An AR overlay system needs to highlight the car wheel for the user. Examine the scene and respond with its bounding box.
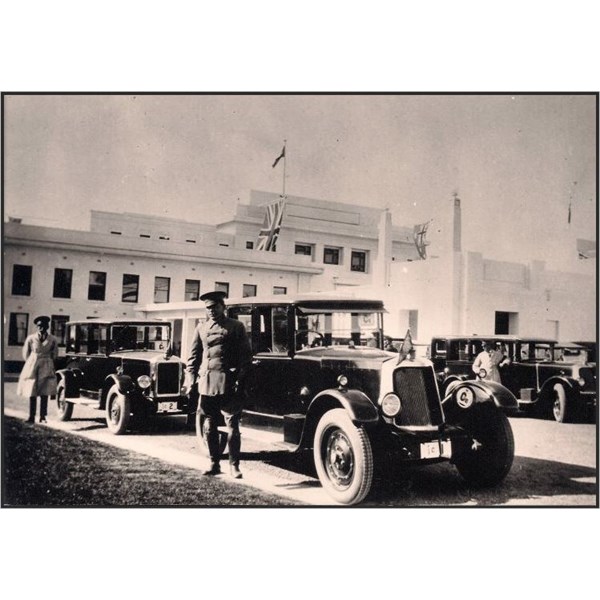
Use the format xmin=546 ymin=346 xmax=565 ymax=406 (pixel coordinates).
xmin=454 ymin=405 xmax=515 ymax=487
xmin=195 ymin=411 xmax=228 ymax=456
xmin=313 ymin=408 xmax=373 ymax=505
xmin=56 ymin=382 xmax=74 ymax=421
xmin=551 ymin=383 xmax=570 ymax=423
xmin=106 ymin=384 xmax=131 ymax=435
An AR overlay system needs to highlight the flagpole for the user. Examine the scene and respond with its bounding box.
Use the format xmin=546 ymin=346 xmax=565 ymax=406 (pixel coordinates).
xmin=282 ymin=139 xmax=287 ymax=198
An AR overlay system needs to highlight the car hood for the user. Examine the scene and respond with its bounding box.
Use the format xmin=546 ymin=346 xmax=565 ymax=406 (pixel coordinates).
xmin=295 ymin=346 xmax=398 ymax=367
xmin=110 ymin=351 xmax=184 ymax=364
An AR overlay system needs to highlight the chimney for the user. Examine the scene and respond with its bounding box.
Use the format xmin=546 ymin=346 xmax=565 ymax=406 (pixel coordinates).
xmin=374 ymin=208 xmax=392 ymax=288
xmin=453 ymin=193 xmax=462 ymax=252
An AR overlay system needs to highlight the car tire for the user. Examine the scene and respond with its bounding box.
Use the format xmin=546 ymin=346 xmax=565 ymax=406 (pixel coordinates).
xmin=106 ymin=384 xmax=131 ymax=435
xmin=551 ymin=383 xmax=570 ymax=423
xmin=313 ymin=408 xmax=374 ymax=505
xmin=56 ymin=382 xmax=74 ymax=421
xmin=195 ymin=411 xmax=228 ymax=456
xmin=454 ymin=405 xmax=515 ymax=487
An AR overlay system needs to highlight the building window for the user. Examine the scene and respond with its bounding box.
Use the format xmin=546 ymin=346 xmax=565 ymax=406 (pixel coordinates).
xmin=140 ymin=234 xmax=151 ymax=238
xmin=273 ymin=286 xmax=287 ymax=295
xmin=53 ymin=268 xmax=73 ymax=299
xmin=51 ymin=315 xmax=70 ymax=347
xmin=88 ymin=271 xmax=107 ymax=301
xmin=219 ymin=243 xmax=229 ymax=247
xmin=351 ymin=250 xmax=367 ymax=272
xmin=243 ymin=284 xmax=257 ymax=298
xmin=12 ymin=264 xmax=32 ymax=296
xmin=215 ymin=281 xmax=229 ymax=296
xmin=295 ymin=243 xmax=313 ymax=257
xmin=324 ymin=246 xmax=341 ymax=265
xmin=185 ymin=279 xmax=201 ymax=301
xmin=186 ymin=239 xmax=196 ymax=244
xmin=122 ymin=274 xmax=139 ymax=303
xmin=154 ymin=277 xmax=171 ymax=303
xmin=159 ymin=235 xmax=170 ymax=240
xmin=246 ymin=241 xmax=254 ymax=250
xmin=110 ymin=231 xmax=122 ymax=235
xmin=8 ymin=313 xmax=28 ymax=346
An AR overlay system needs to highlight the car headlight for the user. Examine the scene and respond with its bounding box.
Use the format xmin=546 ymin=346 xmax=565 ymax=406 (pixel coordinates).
xmin=381 ymin=393 xmax=402 ymax=417
xmin=577 ymin=376 xmax=586 ymax=386
xmin=137 ymin=375 xmax=152 ymax=389
xmin=337 ymin=374 xmax=349 ymax=388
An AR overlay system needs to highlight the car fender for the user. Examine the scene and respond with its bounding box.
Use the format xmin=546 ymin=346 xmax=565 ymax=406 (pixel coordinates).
xmin=104 ymin=374 xmax=135 ymax=396
xmin=440 ymin=373 xmax=470 ymax=393
xmin=443 ymin=379 xmax=519 ymax=416
xmin=298 ymin=388 xmax=380 ymax=449
xmin=540 ymin=376 xmax=578 ymax=399
xmin=56 ymin=368 xmax=83 ymax=398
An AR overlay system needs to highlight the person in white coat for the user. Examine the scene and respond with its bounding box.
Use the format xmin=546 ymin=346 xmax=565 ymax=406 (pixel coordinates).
xmin=17 ymin=315 xmax=58 ymax=423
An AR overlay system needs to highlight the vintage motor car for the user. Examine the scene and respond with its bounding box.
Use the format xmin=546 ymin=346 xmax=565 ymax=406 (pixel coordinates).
xmin=55 ymin=319 xmax=190 ymax=434
xmin=430 ymin=335 xmax=597 ymax=423
xmin=200 ymin=294 xmax=519 ymax=505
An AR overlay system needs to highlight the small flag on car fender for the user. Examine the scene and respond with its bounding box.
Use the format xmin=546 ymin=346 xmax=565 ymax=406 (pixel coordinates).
xmin=397 ymin=329 xmax=414 ymax=365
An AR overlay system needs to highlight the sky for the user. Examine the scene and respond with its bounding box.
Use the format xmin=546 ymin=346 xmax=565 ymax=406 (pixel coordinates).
xmin=3 ymin=93 xmax=596 ymax=268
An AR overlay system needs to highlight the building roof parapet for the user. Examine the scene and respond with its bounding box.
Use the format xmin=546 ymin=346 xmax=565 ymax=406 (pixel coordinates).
xmin=4 ymin=222 xmax=323 ymax=274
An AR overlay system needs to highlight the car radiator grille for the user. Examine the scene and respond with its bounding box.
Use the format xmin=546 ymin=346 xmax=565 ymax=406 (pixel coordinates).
xmin=393 ymin=367 xmax=444 ymax=427
xmin=156 ymin=362 xmax=181 ymax=396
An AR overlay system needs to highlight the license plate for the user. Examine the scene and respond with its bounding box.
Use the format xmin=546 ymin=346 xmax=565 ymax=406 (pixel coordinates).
xmin=420 ymin=440 xmax=452 ymax=459
xmin=157 ymin=401 xmax=178 ymax=412
xmin=420 ymin=441 xmax=441 ymax=459
xmin=440 ymin=440 xmax=452 ymax=458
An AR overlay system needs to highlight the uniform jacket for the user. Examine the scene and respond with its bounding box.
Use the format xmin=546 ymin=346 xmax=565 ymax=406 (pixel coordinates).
xmin=17 ymin=332 xmax=58 ymax=397
xmin=185 ymin=316 xmax=252 ymax=396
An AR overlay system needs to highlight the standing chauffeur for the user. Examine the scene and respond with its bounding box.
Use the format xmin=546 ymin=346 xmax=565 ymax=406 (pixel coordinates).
xmin=182 ymin=292 xmax=252 ymax=479
xmin=17 ymin=315 xmax=58 ymax=423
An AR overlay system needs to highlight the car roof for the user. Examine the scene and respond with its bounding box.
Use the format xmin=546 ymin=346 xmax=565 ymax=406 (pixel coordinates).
xmin=66 ymin=319 xmax=169 ymax=326
xmin=431 ymin=335 xmax=557 ymax=343
xmin=225 ymin=292 xmax=385 ymax=310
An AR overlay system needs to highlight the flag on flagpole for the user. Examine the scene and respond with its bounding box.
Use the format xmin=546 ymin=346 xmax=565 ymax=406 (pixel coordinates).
xmin=396 ymin=329 xmax=415 ymax=365
xmin=272 ymin=145 xmax=285 ymax=168
xmin=256 ymin=196 xmax=286 ymax=251
xmin=413 ymin=220 xmax=432 ymax=259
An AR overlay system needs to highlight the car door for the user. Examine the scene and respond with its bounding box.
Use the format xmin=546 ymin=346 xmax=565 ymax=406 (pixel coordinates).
xmin=244 ymin=305 xmax=301 ymax=419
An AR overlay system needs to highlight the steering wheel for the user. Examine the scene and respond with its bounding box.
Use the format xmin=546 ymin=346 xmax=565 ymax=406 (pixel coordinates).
xmin=308 ymin=330 xmax=324 ymax=347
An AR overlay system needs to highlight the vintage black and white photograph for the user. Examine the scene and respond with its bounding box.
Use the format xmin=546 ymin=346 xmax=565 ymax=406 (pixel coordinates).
xmin=2 ymin=92 xmax=597 ymax=508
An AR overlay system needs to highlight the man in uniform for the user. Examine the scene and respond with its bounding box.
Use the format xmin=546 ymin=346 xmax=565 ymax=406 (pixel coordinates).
xmin=182 ymin=291 xmax=252 ymax=478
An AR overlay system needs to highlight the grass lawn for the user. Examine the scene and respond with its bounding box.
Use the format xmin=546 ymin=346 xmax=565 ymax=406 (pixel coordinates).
xmin=2 ymin=417 xmax=299 ymax=507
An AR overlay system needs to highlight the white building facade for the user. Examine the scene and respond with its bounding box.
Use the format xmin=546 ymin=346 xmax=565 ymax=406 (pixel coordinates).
xmin=3 ymin=190 xmax=596 ymax=369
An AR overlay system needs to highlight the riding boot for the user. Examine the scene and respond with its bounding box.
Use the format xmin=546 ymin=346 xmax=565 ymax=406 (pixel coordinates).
xmin=39 ymin=396 xmax=48 ymax=423
xmin=202 ymin=417 xmax=222 ymax=475
xmin=27 ymin=397 xmax=36 ymax=423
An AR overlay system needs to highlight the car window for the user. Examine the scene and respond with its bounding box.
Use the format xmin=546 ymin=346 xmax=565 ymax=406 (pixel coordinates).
xmin=433 ymin=340 xmax=446 ymax=357
xmin=295 ymin=309 xmax=383 ymax=350
xmin=272 ymin=307 xmax=288 ymax=353
xmin=228 ymin=305 xmax=253 ymax=351
xmin=111 ymin=324 xmax=171 ymax=351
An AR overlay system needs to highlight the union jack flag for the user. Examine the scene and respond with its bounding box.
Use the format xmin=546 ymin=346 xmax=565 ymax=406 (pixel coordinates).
xmin=256 ymin=197 xmax=286 ymax=251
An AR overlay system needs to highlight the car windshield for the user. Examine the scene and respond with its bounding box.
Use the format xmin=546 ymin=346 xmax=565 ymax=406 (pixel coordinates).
xmin=553 ymin=346 xmax=589 ymax=364
xmin=295 ymin=310 xmax=384 ymax=349
xmin=110 ymin=324 xmax=171 ymax=351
